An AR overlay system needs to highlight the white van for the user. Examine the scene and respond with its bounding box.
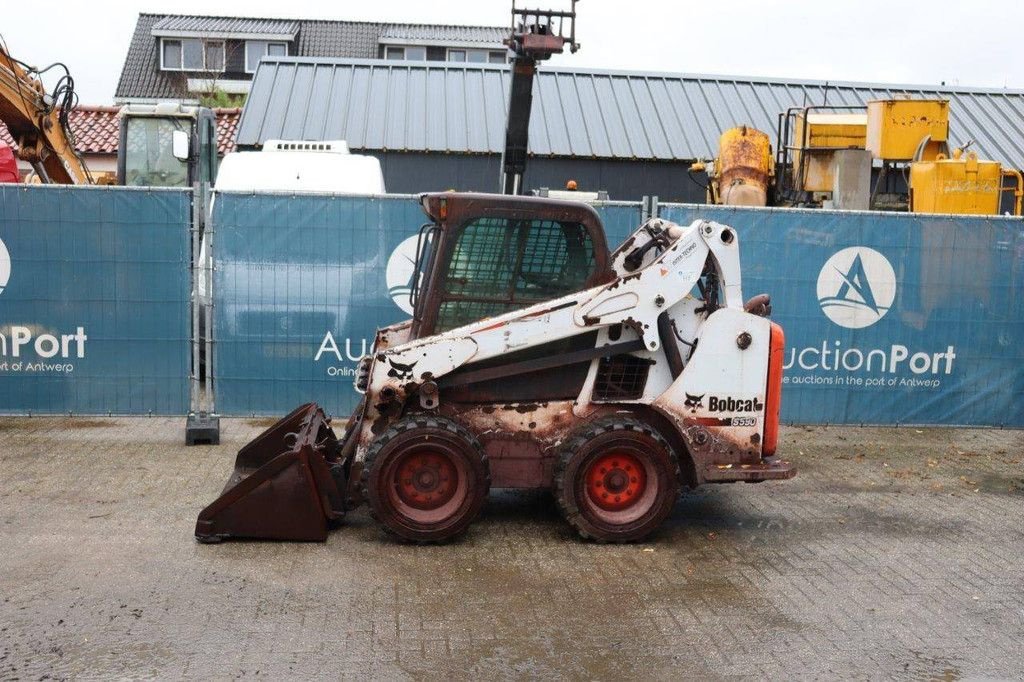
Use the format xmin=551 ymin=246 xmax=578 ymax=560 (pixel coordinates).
xmin=214 ymin=140 xmax=385 ymax=194
xmin=197 ymin=141 xmax=386 ymax=328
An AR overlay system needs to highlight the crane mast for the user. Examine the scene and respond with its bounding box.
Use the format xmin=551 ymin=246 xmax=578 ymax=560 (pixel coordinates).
xmin=499 ymin=1 xmax=579 ymax=195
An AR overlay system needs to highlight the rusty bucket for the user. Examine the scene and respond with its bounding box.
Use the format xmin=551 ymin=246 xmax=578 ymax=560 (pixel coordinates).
xmin=195 ymin=403 xmax=347 ymax=542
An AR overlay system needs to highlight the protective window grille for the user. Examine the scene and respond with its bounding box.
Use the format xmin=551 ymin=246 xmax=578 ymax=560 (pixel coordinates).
xmin=437 ymin=217 xmax=596 ymax=331
xmin=593 ymin=354 xmax=654 ymax=401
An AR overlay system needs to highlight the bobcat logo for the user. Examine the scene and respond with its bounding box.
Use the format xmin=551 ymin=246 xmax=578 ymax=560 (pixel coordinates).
xmin=386 ymin=359 xmax=418 ymax=381
xmin=684 ymin=393 xmax=704 ymax=413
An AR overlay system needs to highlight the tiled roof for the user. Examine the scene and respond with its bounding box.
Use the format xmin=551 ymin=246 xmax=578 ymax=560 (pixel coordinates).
xmin=65 ymin=106 xmax=121 ymax=154
xmin=152 ymin=16 xmax=299 ymax=37
xmin=116 ymin=14 xmax=189 ymax=101
xmin=295 ymin=20 xmax=381 ymax=59
xmin=0 ymin=106 xmax=120 ymax=154
xmin=116 ymin=13 xmax=508 ymax=100
xmin=378 ymin=24 xmax=506 ymax=45
xmin=214 ymin=108 xmax=242 ymax=154
xmin=0 ymin=106 xmax=241 ymax=157
xmin=236 ymin=58 xmax=1024 ymax=170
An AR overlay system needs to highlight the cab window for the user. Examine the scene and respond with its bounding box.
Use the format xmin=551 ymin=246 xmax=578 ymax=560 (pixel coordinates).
xmin=123 ymin=117 xmax=188 ymax=187
xmin=435 ymin=216 xmax=596 ymax=332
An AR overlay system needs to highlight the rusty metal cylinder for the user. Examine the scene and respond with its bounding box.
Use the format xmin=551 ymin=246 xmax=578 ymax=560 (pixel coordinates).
xmin=716 ymin=126 xmax=772 ymax=206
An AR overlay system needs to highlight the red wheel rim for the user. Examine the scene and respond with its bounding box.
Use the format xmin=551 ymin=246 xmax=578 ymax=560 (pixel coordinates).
xmin=585 ymin=451 xmax=647 ymax=511
xmin=393 ymin=450 xmax=458 ymax=510
xmin=384 ymin=445 xmax=470 ymax=526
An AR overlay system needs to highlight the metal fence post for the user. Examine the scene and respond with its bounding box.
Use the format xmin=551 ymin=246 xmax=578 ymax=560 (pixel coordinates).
xmin=203 ymin=181 xmax=217 ymax=420
xmin=189 ymin=187 xmax=201 ymax=417
xmin=185 ymin=182 xmax=220 ymax=445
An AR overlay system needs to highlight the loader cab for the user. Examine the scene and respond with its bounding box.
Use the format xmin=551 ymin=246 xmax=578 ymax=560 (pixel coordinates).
xmin=410 ymin=193 xmax=615 ymax=338
xmin=117 ymin=103 xmax=218 ymax=187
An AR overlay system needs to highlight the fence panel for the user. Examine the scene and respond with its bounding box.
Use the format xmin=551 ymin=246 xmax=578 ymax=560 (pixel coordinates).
xmin=659 ymin=203 xmax=1024 ymax=426
xmin=213 ymin=192 xmax=1023 ymax=426
xmin=213 ymin=193 xmax=423 ymax=415
xmin=0 ymin=186 xmax=192 ymax=415
xmin=593 ymin=202 xmax=645 ymax=245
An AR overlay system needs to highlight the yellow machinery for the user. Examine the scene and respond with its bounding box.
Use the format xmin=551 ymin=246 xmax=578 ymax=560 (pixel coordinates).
xmin=910 ymin=148 xmax=1023 ymax=216
xmin=864 ymin=98 xmax=1024 ymax=216
xmin=867 ymin=99 xmax=949 ymax=160
xmin=773 ymin=105 xmax=874 ymax=209
xmin=0 ymin=41 xmax=91 ymax=183
xmin=698 ymin=125 xmax=774 ymax=206
xmin=790 ymin=112 xmax=867 ymax=193
xmin=773 ymin=97 xmax=1023 ymax=214
xmin=1 ymin=41 xmax=217 ymax=187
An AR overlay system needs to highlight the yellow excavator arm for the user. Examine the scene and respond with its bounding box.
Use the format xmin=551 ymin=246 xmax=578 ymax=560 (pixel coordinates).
xmin=0 ymin=42 xmax=90 ymax=184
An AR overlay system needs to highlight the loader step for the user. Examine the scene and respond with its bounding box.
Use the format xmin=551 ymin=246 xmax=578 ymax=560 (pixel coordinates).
xmin=702 ymin=458 xmax=796 ymax=483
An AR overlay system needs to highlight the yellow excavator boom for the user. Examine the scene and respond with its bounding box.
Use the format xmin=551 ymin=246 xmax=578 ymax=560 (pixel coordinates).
xmin=0 ymin=41 xmax=90 ymax=184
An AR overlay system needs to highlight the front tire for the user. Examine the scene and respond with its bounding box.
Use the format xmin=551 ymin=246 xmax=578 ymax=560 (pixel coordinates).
xmin=554 ymin=417 xmax=680 ymax=542
xmin=362 ymin=416 xmax=489 ymax=542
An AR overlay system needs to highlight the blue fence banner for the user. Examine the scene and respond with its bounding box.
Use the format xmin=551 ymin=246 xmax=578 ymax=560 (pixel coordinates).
xmin=212 ymin=194 xmax=646 ymax=416
xmin=596 ymin=202 xmax=645 ymax=245
xmin=213 ymin=193 xmax=1023 ymax=427
xmin=0 ymin=186 xmax=191 ymax=415
xmin=659 ymin=204 xmax=1024 ymax=427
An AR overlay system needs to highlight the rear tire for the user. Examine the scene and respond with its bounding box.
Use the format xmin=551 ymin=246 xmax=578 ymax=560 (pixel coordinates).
xmin=362 ymin=416 xmax=489 ymax=543
xmin=554 ymin=417 xmax=680 ymax=542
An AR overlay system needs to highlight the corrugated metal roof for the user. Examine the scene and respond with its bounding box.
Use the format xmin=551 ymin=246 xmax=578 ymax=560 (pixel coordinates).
xmin=235 ymin=57 xmax=1024 ymax=169
xmin=151 ymin=16 xmax=300 ymax=37
xmin=378 ymin=23 xmax=507 ymax=45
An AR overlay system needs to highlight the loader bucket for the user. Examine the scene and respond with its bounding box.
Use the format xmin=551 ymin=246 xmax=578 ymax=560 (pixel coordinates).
xmin=195 ymin=403 xmax=347 ymax=542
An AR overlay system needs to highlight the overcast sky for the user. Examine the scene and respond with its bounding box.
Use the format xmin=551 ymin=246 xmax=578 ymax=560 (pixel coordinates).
xmin=4 ymin=0 xmax=1023 ymax=102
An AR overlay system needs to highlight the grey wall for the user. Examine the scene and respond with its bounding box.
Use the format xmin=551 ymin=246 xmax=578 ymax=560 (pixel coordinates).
xmin=356 ymin=150 xmax=1020 ymax=215
xmin=365 ymin=151 xmax=706 ymax=203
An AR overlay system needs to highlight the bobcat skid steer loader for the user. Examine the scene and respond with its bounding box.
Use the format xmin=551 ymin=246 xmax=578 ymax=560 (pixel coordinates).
xmin=196 ymin=192 xmax=794 ymax=544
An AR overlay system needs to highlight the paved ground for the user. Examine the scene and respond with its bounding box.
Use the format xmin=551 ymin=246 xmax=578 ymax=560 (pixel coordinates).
xmin=0 ymin=417 xmax=1021 ymax=680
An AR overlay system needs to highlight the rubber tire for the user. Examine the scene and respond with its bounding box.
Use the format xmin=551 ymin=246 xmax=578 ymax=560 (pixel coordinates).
xmin=361 ymin=416 xmax=489 ymax=543
xmin=554 ymin=417 xmax=680 ymax=542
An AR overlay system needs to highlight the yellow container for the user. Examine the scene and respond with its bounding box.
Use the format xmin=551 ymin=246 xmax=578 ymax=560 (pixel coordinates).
xmin=867 ymin=99 xmax=949 ymax=160
xmin=794 ymin=113 xmax=867 ymax=149
xmin=713 ymin=125 xmax=773 ymax=206
xmin=910 ymin=151 xmax=1005 ymax=215
xmin=791 ymin=113 xmax=866 ymax=192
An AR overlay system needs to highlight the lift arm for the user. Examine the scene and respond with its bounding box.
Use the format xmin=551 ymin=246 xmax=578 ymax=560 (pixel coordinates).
xmin=499 ymin=1 xmax=579 ymax=195
xmin=0 ymin=42 xmax=90 ymax=184
xmin=359 ymin=217 xmax=743 ymax=414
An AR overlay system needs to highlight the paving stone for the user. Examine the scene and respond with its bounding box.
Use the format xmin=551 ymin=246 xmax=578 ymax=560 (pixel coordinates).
xmin=0 ymin=418 xmax=1021 ymax=679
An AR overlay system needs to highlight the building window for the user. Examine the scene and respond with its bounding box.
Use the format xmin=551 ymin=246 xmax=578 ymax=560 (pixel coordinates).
xmin=205 ymin=41 xmax=225 ymax=71
xmin=161 ymin=38 xmax=225 ymax=72
xmin=384 ymin=46 xmax=427 ymax=61
xmin=162 ymin=40 xmax=182 ymax=70
xmin=447 ymin=48 xmax=507 ymax=64
xmin=245 ymin=40 xmax=288 ymax=72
